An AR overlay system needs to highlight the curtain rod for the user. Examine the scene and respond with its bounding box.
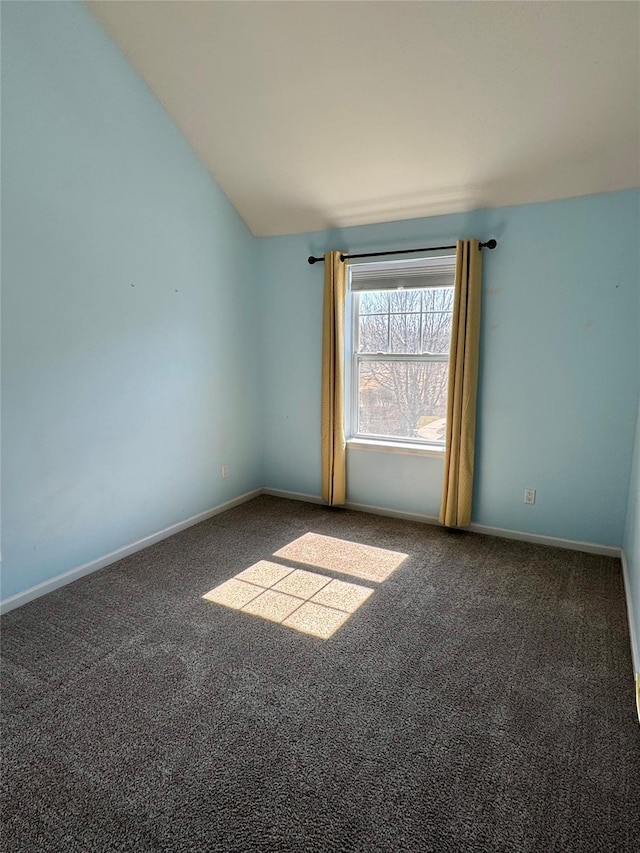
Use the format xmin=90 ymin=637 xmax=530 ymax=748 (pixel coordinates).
xmin=307 ymin=239 xmax=497 ymax=265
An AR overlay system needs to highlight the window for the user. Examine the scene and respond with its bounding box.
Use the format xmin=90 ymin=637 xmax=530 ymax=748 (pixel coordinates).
xmin=347 ymin=255 xmax=456 ymax=451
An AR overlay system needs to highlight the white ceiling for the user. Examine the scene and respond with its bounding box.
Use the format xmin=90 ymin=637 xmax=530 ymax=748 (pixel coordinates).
xmin=90 ymin=1 xmax=640 ymax=237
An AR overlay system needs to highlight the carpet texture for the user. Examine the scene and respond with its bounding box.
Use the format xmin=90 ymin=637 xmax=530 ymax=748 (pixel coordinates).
xmin=1 ymin=495 xmax=639 ymax=852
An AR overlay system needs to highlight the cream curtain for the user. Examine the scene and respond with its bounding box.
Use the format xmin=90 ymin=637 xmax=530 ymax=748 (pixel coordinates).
xmin=321 ymin=251 xmax=347 ymax=505
xmin=440 ymin=240 xmax=483 ymax=528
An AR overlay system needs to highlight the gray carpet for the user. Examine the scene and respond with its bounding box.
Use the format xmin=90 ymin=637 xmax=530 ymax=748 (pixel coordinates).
xmin=1 ymin=495 xmax=639 ymax=852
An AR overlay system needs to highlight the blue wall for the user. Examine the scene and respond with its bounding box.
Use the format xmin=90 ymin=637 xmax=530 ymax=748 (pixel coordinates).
xmin=622 ymin=183 xmax=640 ymax=674
xmin=2 ymin=2 xmax=638 ymax=609
xmin=623 ymin=401 xmax=640 ymax=674
xmin=1 ymin=2 xmax=262 ymax=600
xmin=259 ymin=190 xmax=640 ymax=547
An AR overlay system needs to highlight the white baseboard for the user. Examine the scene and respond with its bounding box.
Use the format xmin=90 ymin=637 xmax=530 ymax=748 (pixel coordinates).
xmin=262 ymin=488 xmax=440 ymax=524
xmin=261 ymin=487 xmax=325 ymax=505
xmin=262 ymin=486 xmax=438 ymax=524
xmin=468 ymin=523 xmax=621 ymax=558
xmin=262 ymin=488 xmax=620 ymax=556
xmin=621 ymin=550 xmax=639 ymax=677
xmin=0 ymin=489 xmax=262 ymax=615
xmin=345 ymin=500 xmax=440 ymax=525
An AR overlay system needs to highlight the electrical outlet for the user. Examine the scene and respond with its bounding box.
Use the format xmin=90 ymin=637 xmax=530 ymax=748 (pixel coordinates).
xmin=221 ymin=465 xmax=229 ymax=479
xmin=524 ymin=488 xmax=536 ymax=505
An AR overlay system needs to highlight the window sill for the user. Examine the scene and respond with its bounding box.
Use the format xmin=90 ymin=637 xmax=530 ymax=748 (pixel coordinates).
xmin=346 ymin=438 xmax=446 ymax=458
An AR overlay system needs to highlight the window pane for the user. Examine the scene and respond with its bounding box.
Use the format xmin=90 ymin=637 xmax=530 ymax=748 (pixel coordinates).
xmin=422 ymin=287 xmax=454 ymax=312
xmin=357 ymin=360 xmax=449 ymax=441
xmin=388 ymin=290 xmax=422 ymax=313
xmin=389 ymin=312 xmax=421 ymax=353
xmin=359 ymin=313 xmax=389 ymax=353
xmin=422 ymin=311 xmax=453 ymax=354
xmin=422 ymin=287 xmax=453 ymax=353
xmin=359 ymin=291 xmax=389 ymax=315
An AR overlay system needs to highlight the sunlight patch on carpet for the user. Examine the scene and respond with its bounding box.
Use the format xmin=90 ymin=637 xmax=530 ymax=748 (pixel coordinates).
xmin=274 ymin=532 xmax=407 ymax=582
xmin=202 ymin=560 xmax=374 ymax=639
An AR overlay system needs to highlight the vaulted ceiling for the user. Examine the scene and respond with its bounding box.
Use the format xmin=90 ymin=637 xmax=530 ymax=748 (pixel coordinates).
xmin=90 ymin=1 xmax=639 ymax=237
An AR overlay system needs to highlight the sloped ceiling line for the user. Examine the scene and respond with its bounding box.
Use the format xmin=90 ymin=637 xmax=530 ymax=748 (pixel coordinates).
xmin=91 ymin=1 xmax=640 ymax=237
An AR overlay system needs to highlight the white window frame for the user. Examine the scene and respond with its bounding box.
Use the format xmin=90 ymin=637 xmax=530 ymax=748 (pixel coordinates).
xmin=345 ymin=254 xmax=456 ymax=456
